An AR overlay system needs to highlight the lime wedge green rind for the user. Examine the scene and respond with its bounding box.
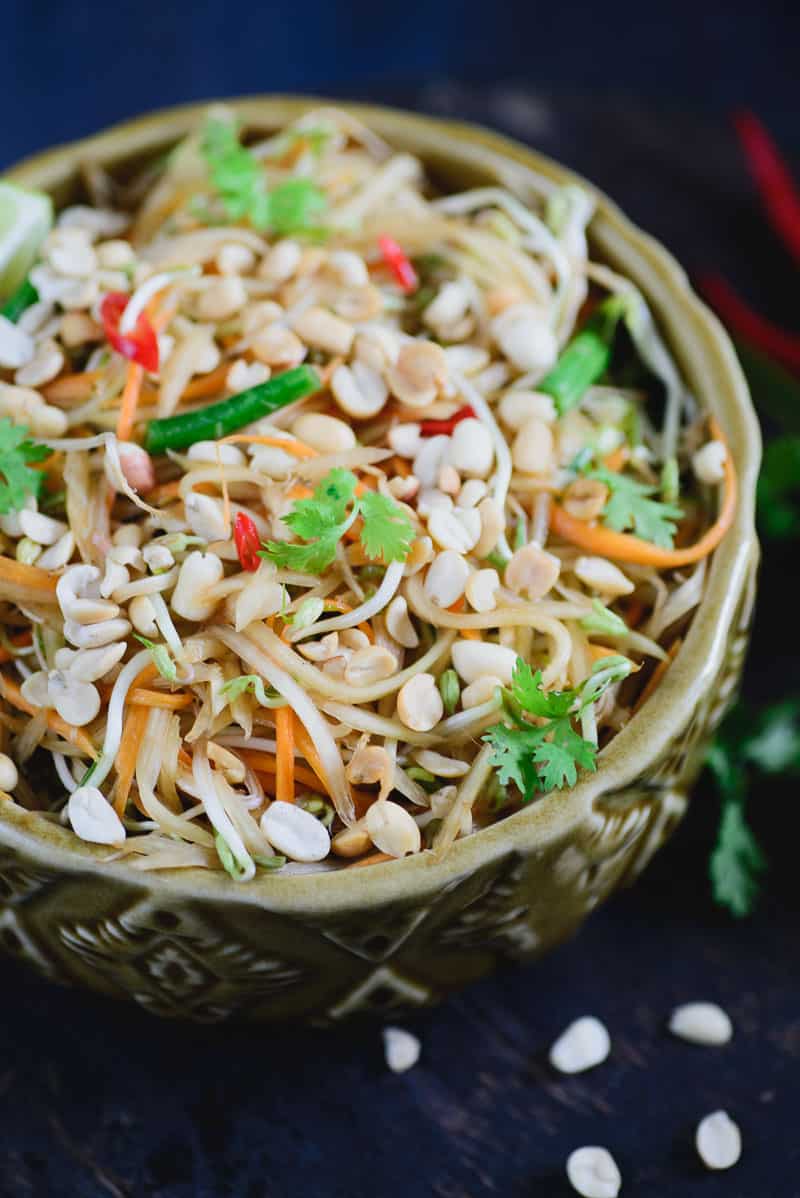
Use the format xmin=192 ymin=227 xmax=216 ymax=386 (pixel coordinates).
xmin=0 ymin=182 xmax=53 ymax=302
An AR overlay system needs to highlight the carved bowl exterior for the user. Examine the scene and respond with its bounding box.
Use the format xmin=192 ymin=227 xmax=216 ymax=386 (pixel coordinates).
xmin=0 ymin=99 xmax=760 ymax=1022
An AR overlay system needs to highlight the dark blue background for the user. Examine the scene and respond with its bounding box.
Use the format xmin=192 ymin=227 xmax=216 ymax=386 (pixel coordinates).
xmin=1 ymin=0 xmax=799 ymax=170
xmin=2 ymin=4 xmax=799 ymax=1196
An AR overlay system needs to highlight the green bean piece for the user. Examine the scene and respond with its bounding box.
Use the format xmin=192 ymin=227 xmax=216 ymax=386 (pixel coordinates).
xmin=539 ymin=296 xmax=628 ymax=416
xmin=143 ymin=365 xmax=321 ymax=454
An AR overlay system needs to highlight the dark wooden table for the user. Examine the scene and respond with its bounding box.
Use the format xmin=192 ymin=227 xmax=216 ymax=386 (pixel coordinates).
xmin=1 ymin=86 xmax=798 ymax=1198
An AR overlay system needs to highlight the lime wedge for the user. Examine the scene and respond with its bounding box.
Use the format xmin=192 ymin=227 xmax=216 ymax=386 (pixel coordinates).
xmin=0 ymin=182 xmax=53 ymax=302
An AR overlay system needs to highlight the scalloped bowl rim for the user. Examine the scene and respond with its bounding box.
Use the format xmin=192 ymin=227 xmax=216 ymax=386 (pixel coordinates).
xmin=0 ymin=96 xmax=760 ymax=912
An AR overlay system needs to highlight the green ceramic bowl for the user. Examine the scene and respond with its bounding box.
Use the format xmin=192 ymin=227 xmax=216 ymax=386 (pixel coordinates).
xmin=0 ymin=98 xmax=760 ymax=1022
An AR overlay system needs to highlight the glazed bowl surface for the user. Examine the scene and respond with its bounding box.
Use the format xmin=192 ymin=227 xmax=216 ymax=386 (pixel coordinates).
xmin=0 ymin=98 xmax=760 ymax=1022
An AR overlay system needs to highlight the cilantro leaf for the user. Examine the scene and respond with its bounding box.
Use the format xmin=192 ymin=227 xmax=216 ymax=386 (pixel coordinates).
xmin=202 ymin=118 xmax=266 ymax=225
xmin=482 ymin=723 xmax=543 ymax=798
xmin=508 ymin=660 xmax=574 ymax=719
xmin=0 ymin=419 xmax=49 ymax=515
xmin=312 ymin=468 xmax=358 ymax=522
xmin=709 ymin=798 xmax=766 ymax=918
xmin=484 ymin=657 xmax=610 ymax=800
xmin=261 ymin=533 xmax=341 ymax=574
xmin=587 ymin=464 xmax=683 ymax=549
xmin=532 ymin=723 xmax=597 ymax=791
xmin=743 ymin=700 xmax=800 ymax=773
xmin=268 ymin=179 xmax=327 ymax=235
xmin=358 ymin=490 xmax=415 ymax=563
xmin=261 ymin=468 xmax=413 ymax=574
xmin=201 ymin=118 xmax=327 ymax=236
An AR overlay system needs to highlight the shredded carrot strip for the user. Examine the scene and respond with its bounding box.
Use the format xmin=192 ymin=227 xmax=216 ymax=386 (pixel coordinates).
xmin=128 ymin=688 xmax=193 ymax=710
xmin=97 ymin=682 xmax=192 ymax=710
xmin=112 ymin=703 xmax=150 ymax=816
xmin=242 ymin=751 xmax=324 ymax=793
xmin=221 ymin=434 xmax=319 ymax=458
xmin=0 ymin=631 xmax=33 ymax=663
xmin=31 ymin=450 xmax=64 ymax=482
xmin=181 ymin=362 xmax=230 ymax=400
xmin=633 ymin=638 xmax=683 ymax=712
xmin=0 ymin=556 xmax=59 ymax=601
xmin=146 ymin=480 xmax=183 ymax=504
xmin=447 ymin=596 xmax=481 ymax=639
xmin=275 ymin=707 xmax=296 ymax=804
xmin=587 ymin=643 xmax=621 ymax=662
xmin=602 ymin=447 xmax=628 ymax=472
xmin=550 ymin=419 xmax=737 ymax=566
xmin=286 ymin=483 xmax=314 ymax=501
xmin=116 ymin=299 xmax=171 ymax=441
xmin=290 ymin=718 xmax=332 ymax=797
xmin=347 ymin=851 xmax=393 ymax=869
xmin=131 ymin=662 xmax=157 ymax=688
xmin=318 ymin=597 xmax=374 ymax=642
xmin=116 ymin=361 xmax=144 ymax=441
xmin=0 ymin=673 xmax=96 ymax=756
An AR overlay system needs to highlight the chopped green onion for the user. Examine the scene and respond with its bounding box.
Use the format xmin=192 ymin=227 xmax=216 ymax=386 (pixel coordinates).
xmin=144 ymin=365 xmax=321 ymax=454
xmin=539 ymin=295 xmax=629 ymax=416
xmin=621 ymin=401 xmax=642 ymax=448
xmin=15 ymin=537 xmax=40 ymax=566
xmin=406 ymin=766 xmax=437 ymax=787
xmin=133 ymin=635 xmax=178 ymax=683
xmin=254 ymin=854 xmax=287 ymax=870
xmin=485 ymin=549 xmax=509 ymax=572
xmin=221 ymin=674 xmax=286 ymax=708
xmin=290 ymin=597 xmax=325 ymax=629
xmin=661 ymin=457 xmax=680 ymax=504
xmin=299 ymin=795 xmax=334 ymax=828
xmin=579 ymin=599 xmax=627 ymax=638
xmin=39 ymin=488 xmax=66 ymax=513
xmin=216 ymin=833 xmax=250 ymax=881
xmin=438 ymin=668 xmax=461 ymax=716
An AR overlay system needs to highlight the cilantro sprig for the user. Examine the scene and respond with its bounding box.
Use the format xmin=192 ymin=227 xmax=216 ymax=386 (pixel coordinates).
xmin=483 ymin=656 xmax=632 ymax=800
xmin=756 ymin=436 xmax=800 ymax=539
xmin=0 ymin=419 xmax=50 ymax=515
xmin=585 ymin=461 xmax=684 ymax=549
xmin=706 ymin=699 xmax=800 ymax=916
xmin=261 ymin=468 xmax=414 ymax=574
xmin=201 ymin=118 xmax=327 ymax=236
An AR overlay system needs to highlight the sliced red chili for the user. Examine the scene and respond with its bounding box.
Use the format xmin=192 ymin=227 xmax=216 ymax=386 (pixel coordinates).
xmin=233 ymin=511 xmax=262 ymax=572
xmin=697 ymin=272 xmax=800 ymax=372
xmin=100 ymin=292 xmax=160 ymax=373
xmin=419 ymin=404 xmax=477 ymax=437
xmin=377 ymin=235 xmax=418 ymax=294
xmin=734 ymin=110 xmax=800 ymax=267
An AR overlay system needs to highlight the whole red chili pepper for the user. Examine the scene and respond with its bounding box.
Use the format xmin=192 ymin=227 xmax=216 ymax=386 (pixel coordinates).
xmin=734 ymin=110 xmax=800 ymax=268
xmin=418 ymin=404 xmax=477 ymax=437
xmin=377 ymin=235 xmax=418 ymax=294
xmin=233 ymin=511 xmax=261 ymax=572
xmin=697 ymin=273 xmax=800 ymax=373
xmin=100 ymin=292 xmax=160 ymax=373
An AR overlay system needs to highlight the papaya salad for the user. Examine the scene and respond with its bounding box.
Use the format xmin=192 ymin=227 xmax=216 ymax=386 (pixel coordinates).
xmin=0 ymin=108 xmax=736 ymax=878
